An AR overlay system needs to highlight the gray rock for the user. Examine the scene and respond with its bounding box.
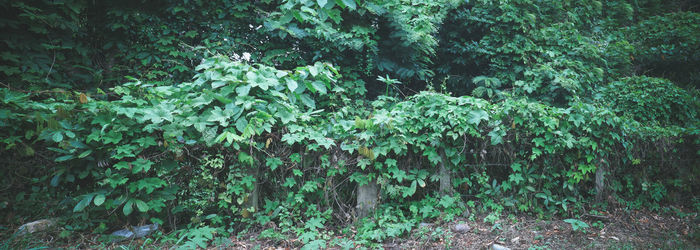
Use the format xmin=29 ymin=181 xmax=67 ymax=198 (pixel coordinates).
xmin=418 ymin=222 xmax=434 ymax=228
xmin=452 ymin=223 xmax=471 ymax=233
xmin=510 ymin=236 xmax=520 ymax=244
xmin=17 ymin=219 xmax=56 ymax=235
xmin=491 ymin=243 xmax=511 ymax=250
xmin=111 ymin=224 xmax=159 ymax=240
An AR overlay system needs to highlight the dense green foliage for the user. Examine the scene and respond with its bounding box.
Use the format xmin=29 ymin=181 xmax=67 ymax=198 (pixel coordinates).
xmin=600 ymin=76 xmax=698 ymax=126
xmin=1 ymin=0 xmax=698 ymax=248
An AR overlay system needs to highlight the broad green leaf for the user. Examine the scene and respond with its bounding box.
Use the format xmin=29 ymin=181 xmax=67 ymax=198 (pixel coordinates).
xmin=50 ymin=173 xmax=61 ymax=187
xmin=203 ymin=89 xmax=233 ymax=104
xmin=236 ymin=85 xmax=251 ymax=96
xmin=238 ymin=152 xmax=254 ymax=165
xmin=299 ymin=94 xmax=315 ymax=109
xmin=123 ymin=200 xmax=134 ymax=215
xmin=311 ymin=81 xmax=327 ymax=95
xmin=78 ymin=150 xmax=92 ymax=158
xmin=55 ymin=154 xmax=75 ymax=162
xmin=309 ymin=65 xmax=319 ymax=76
xmin=286 ymin=79 xmax=298 ymax=92
xmin=235 ymin=117 xmax=248 ymax=133
xmin=52 ymin=132 xmax=63 ymax=142
xmin=73 ymin=194 xmax=95 ymax=212
xmin=212 ymin=81 xmax=227 ymax=89
xmin=342 ymin=0 xmax=356 ymax=10
xmin=93 ymin=194 xmax=105 ymax=206
xmin=135 ymin=199 xmax=149 ymax=212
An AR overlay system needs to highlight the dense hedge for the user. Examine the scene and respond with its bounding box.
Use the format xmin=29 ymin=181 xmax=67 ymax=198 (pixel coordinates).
xmin=2 ymin=57 xmax=697 ymax=246
xmin=2 ymin=0 xmax=699 ymax=248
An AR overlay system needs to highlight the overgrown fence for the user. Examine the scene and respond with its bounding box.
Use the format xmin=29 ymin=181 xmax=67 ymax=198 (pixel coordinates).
xmin=1 ymin=57 xmax=697 ymax=238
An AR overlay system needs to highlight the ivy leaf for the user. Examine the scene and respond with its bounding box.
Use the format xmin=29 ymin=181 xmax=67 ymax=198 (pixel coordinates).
xmin=281 ymin=133 xmax=302 ymax=145
xmin=132 ymin=158 xmax=154 ymax=174
xmin=283 ymin=177 xmax=297 ymax=188
xmin=402 ymin=180 xmax=417 ymax=198
xmin=489 ymin=127 xmax=505 ymax=145
xmin=207 ymin=107 xmax=230 ymax=127
xmin=277 ymin=109 xmax=296 ymax=124
xmin=306 ymin=217 xmax=324 ymax=230
xmin=438 ymin=195 xmax=456 ymax=208
xmin=266 ymin=157 xmax=283 ymax=171
xmin=425 ymin=150 xmax=441 ymax=165
xmin=129 ymin=178 xmax=166 ymax=194
xmin=102 ymin=131 xmax=123 ymax=144
xmin=509 ymin=173 xmax=524 ymax=184
xmin=238 ymin=152 xmax=254 ymax=165
xmin=342 ymin=0 xmax=356 ymax=10
xmin=190 ymin=95 xmax=212 ymax=107
xmin=568 ymin=114 xmax=585 ymax=127
xmin=467 ymin=110 xmax=488 ymax=125
xmin=389 ymin=166 xmax=408 ymax=182
xmin=315 ymin=137 xmax=334 ymax=149
xmin=142 ymin=103 xmax=175 ymax=124
xmin=317 ymin=0 xmax=327 ymax=8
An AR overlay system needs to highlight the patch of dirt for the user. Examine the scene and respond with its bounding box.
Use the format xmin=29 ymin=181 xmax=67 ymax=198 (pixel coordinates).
xmin=2 ymin=207 xmax=697 ymax=249
xmin=211 ymin=207 xmax=698 ymax=249
xmin=386 ymin=207 xmax=698 ymax=249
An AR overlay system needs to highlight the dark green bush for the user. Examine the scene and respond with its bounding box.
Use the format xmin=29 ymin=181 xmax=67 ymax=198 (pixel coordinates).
xmin=629 ymin=12 xmax=700 ymax=87
xmin=600 ymin=76 xmax=699 ymax=126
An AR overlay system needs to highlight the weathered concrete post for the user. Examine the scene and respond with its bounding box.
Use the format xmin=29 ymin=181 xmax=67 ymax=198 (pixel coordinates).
xmin=595 ymin=160 xmax=606 ymax=203
xmin=439 ymin=147 xmax=454 ymax=195
xmin=357 ymin=178 xmax=378 ymax=218
xmin=241 ymin=156 xmax=260 ymax=218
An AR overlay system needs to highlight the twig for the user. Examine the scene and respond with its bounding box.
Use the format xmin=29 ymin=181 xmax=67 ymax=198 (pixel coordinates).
xmin=46 ymin=52 xmax=56 ymax=81
xmin=583 ymin=213 xmax=610 ymax=222
xmin=0 ymin=81 xmax=68 ymax=94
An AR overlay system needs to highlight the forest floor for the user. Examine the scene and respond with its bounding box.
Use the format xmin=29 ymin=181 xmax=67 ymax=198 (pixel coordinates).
xmin=220 ymin=206 xmax=699 ymax=250
xmin=2 ymin=206 xmax=698 ymax=249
